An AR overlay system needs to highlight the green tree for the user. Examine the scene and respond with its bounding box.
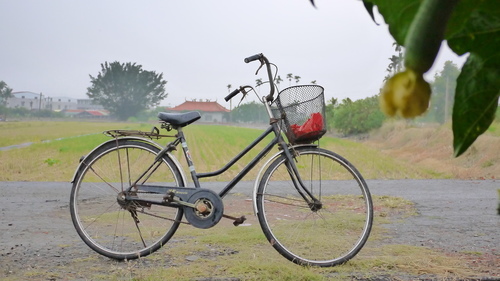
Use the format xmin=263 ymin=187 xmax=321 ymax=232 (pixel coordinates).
xmin=0 ymin=81 xmax=13 ymax=106
xmin=333 ymin=96 xmax=385 ymax=135
xmin=325 ymin=97 xmax=338 ymax=131
xmin=87 ymin=62 xmax=168 ymax=120
xmin=384 ymin=43 xmax=404 ymax=82
xmin=275 ymin=75 xmax=283 ymax=88
xmin=287 ymin=73 xmax=293 ymax=86
xmin=427 ymin=61 xmax=460 ymax=123
xmin=232 ymin=101 xmax=268 ymax=123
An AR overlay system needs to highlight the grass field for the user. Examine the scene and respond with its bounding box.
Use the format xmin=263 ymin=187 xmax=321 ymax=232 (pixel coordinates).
xmin=0 ymin=121 xmax=443 ymax=182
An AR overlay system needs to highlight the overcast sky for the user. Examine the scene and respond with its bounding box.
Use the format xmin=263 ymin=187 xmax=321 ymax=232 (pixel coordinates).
xmin=0 ymin=0 xmax=466 ymax=108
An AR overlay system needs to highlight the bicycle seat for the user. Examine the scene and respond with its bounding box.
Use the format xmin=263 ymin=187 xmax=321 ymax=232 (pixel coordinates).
xmin=157 ymin=111 xmax=201 ymax=127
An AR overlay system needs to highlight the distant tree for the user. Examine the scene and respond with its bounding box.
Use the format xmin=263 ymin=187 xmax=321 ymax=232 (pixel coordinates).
xmin=294 ymin=75 xmax=301 ymax=84
xmin=311 ymin=80 xmax=317 ymax=85
xmin=0 ymin=81 xmax=13 ymax=106
xmin=87 ymin=62 xmax=167 ymax=120
xmin=325 ymin=97 xmax=338 ymax=131
xmin=383 ymin=42 xmax=404 ymax=82
xmin=287 ymin=73 xmax=293 ymax=86
xmin=275 ymin=75 xmax=283 ymax=88
xmin=333 ymin=96 xmax=385 ymax=135
xmin=427 ymin=61 xmax=460 ymax=123
xmin=232 ymin=101 xmax=267 ymax=123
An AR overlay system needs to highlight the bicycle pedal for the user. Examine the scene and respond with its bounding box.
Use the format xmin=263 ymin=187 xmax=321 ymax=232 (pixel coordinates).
xmin=233 ymin=216 xmax=246 ymax=226
xmin=222 ymin=214 xmax=246 ymax=226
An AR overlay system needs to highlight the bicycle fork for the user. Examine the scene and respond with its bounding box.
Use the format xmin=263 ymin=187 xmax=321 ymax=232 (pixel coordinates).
xmin=280 ymin=142 xmax=323 ymax=212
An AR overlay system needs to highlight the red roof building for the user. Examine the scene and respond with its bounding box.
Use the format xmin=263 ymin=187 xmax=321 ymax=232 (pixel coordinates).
xmin=169 ymin=100 xmax=229 ymax=123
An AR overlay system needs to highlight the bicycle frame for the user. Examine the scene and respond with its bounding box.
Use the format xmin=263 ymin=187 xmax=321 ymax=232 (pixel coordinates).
xmin=131 ymin=54 xmax=320 ymax=207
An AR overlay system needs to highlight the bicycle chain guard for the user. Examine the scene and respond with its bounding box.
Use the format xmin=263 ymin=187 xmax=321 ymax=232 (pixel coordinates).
xmin=183 ymin=189 xmax=224 ymax=229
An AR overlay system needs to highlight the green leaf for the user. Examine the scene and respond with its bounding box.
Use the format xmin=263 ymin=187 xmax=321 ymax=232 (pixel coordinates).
xmin=364 ymin=0 xmax=421 ymax=45
xmin=452 ymin=53 xmax=500 ymax=157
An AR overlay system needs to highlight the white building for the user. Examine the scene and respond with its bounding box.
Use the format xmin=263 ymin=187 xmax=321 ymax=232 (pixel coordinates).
xmin=6 ymin=91 xmax=101 ymax=111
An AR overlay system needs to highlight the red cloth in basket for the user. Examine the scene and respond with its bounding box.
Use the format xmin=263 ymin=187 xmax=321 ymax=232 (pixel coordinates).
xmin=290 ymin=112 xmax=324 ymax=139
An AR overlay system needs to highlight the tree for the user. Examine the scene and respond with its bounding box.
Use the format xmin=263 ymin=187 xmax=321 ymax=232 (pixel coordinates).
xmin=287 ymin=73 xmax=293 ymax=86
xmin=87 ymin=62 xmax=168 ymax=120
xmin=231 ymin=101 xmax=267 ymax=123
xmin=0 ymin=81 xmax=13 ymax=106
xmin=294 ymin=75 xmax=301 ymax=84
xmin=359 ymin=0 xmax=499 ymax=156
xmin=383 ymin=43 xmax=404 ymax=82
xmin=332 ymin=96 xmax=385 ymax=135
xmin=275 ymin=75 xmax=283 ymax=88
xmin=427 ymin=61 xmax=460 ymax=123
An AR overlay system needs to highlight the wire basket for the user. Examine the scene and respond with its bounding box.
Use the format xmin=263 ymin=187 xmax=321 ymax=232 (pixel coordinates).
xmin=272 ymin=85 xmax=326 ymax=144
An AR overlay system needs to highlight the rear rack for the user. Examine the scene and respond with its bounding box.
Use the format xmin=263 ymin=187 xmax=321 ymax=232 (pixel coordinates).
xmin=104 ymin=127 xmax=176 ymax=140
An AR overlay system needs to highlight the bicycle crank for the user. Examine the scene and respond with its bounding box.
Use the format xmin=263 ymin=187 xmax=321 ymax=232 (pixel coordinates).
xmin=183 ymin=189 xmax=224 ymax=229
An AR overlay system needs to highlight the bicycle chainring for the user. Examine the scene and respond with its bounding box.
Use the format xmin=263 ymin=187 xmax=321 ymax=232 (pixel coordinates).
xmin=183 ymin=189 xmax=224 ymax=229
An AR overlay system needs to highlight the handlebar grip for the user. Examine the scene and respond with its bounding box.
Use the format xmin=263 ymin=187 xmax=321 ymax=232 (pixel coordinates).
xmin=224 ymin=88 xmax=241 ymax=102
xmin=244 ymin=53 xmax=263 ymax=63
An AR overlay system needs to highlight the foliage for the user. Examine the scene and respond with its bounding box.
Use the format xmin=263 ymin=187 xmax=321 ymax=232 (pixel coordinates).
xmin=0 ymin=80 xmax=13 ymax=106
xmin=362 ymin=0 xmax=499 ymax=156
xmin=427 ymin=61 xmax=461 ymax=123
xmin=324 ymin=97 xmax=337 ymax=131
xmin=332 ymin=96 xmax=385 ymax=135
xmin=231 ymin=101 xmax=268 ymax=123
xmin=0 ymin=106 xmax=64 ymax=119
xmin=87 ymin=61 xmax=168 ymax=120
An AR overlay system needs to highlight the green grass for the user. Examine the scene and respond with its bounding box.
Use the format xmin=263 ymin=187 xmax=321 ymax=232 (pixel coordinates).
xmin=0 ymin=121 xmax=444 ymax=182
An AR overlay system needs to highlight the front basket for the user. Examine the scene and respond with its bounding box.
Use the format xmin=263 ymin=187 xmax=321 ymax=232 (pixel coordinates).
xmin=272 ymin=85 xmax=326 ymax=144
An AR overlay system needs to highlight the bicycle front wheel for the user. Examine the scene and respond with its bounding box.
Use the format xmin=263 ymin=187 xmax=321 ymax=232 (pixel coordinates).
xmin=70 ymin=139 xmax=185 ymax=260
xmin=256 ymin=147 xmax=373 ymax=267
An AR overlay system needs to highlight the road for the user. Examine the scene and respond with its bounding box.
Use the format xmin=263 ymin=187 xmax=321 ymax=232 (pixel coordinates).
xmin=0 ymin=180 xmax=498 ymax=280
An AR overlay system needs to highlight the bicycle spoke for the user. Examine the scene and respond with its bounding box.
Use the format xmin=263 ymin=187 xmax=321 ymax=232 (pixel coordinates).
xmin=257 ymin=147 xmax=372 ymax=267
xmin=70 ymin=140 xmax=184 ymax=260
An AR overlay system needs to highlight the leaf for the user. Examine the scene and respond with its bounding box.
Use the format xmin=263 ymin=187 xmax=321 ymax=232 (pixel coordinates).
xmin=446 ymin=0 xmax=500 ymax=56
xmin=361 ymin=0 xmax=377 ymax=24
xmin=452 ymin=53 xmax=500 ymax=157
xmin=364 ymin=0 xmax=421 ymax=45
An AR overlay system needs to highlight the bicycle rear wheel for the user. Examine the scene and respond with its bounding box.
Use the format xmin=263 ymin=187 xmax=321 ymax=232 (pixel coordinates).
xmin=70 ymin=139 xmax=184 ymax=260
xmin=256 ymin=146 xmax=373 ymax=267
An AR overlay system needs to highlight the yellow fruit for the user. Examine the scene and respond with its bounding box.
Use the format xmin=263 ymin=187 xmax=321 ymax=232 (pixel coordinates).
xmin=380 ymin=69 xmax=431 ymax=118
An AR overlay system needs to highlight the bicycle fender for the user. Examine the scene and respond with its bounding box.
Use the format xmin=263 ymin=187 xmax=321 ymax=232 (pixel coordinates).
xmin=70 ymin=137 xmax=187 ymax=185
xmin=251 ymin=143 xmax=317 ymax=215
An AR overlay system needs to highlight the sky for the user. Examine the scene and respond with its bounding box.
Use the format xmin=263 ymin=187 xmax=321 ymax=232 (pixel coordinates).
xmin=0 ymin=0 xmax=466 ymax=109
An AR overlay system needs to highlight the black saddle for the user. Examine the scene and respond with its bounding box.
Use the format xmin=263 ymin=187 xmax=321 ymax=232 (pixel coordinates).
xmin=157 ymin=112 xmax=201 ymax=127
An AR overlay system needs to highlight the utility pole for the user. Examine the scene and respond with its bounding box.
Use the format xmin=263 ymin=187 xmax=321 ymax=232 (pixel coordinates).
xmin=444 ymin=77 xmax=449 ymax=122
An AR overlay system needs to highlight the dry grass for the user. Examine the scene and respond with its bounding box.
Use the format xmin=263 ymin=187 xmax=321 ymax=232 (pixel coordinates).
xmin=366 ymin=120 xmax=500 ymax=180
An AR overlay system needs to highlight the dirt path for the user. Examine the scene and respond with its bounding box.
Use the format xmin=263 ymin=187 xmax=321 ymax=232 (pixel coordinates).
xmin=0 ymin=180 xmax=498 ymax=280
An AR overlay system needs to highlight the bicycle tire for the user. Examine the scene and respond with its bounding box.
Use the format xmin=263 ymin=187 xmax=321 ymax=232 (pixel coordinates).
xmin=256 ymin=146 xmax=373 ymax=267
xmin=70 ymin=139 xmax=185 ymax=260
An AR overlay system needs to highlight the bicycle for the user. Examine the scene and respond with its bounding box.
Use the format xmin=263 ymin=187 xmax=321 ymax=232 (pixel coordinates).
xmin=70 ymin=53 xmax=373 ymax=267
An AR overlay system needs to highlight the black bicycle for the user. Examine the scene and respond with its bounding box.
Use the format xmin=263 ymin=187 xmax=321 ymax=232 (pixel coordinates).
xmin=70 ymin=53 xmax=373 ymax=267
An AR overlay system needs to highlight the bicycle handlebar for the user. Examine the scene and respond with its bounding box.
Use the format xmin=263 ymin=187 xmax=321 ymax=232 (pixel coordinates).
xmin=226 ymin=53 xmax=275 ymax=103
xmin=244 ymin=53 xmax=263 ymax=63
xmin=224 ymin=88 xmax=241 ymax=102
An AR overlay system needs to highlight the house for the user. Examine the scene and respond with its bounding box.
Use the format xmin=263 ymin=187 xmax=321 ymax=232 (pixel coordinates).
xmin=6 ymin=91 xmax=79 ymax=111
xmin=62 ymin=109 xmax=110 ymax=118
xmin=168 ymin=99 xmax=230 ymax=123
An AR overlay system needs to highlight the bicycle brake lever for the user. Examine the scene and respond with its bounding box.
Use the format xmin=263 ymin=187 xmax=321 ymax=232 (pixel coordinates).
xmin=255 ymin=61 xmax=264 ymax=75
xmin=237 ymin=87 xmax=248 ymax=106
